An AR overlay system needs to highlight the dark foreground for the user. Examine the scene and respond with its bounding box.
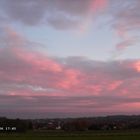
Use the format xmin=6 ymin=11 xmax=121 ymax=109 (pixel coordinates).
xmin=1 ymin=130 xmax=140 ymax=140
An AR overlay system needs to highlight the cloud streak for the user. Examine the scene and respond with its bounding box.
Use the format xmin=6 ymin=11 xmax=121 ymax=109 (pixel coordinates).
xmin=110 ymin=0 xmax=140 ymax=55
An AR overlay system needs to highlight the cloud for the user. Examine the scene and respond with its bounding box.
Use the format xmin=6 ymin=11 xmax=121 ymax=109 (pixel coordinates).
xmin=0 ymin=0 xmax=140 ymax=117
xmin=0 ymin=27 xmax=140 ymax=117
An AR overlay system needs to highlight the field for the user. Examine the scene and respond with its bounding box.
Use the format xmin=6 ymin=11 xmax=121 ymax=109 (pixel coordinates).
xmin=1 ymin=130 xmax=140 ymax=140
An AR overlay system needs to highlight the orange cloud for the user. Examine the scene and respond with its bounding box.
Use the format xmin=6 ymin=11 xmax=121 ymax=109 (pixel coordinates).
xmin=134 ymin=61 xmax=140 ymax=72
xmin=125 ymin=60 xmax=140 ymax=73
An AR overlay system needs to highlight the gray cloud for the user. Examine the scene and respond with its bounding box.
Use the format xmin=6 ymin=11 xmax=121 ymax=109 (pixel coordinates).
xmin=111 ymin=0 xmax=140 ymax=31
xmin=0 ymin=0 xmax=106 ymax=30
xmin=0 ymin=0 xmax=47 ymax=25
xmin=0 ymin=0 xmax=91 ymax=28
xmin=0 ymin=0 xmax=139 ymax=33
xmin=1 ymin=94 xmax=140 ymax=118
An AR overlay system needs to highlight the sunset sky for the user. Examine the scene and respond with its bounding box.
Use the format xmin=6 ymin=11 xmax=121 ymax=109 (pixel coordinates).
xmin=0 ymin=0 xmax=140 ymax=118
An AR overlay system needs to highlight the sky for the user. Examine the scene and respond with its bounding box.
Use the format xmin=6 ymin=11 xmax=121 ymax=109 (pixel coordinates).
xmin=0 ymin=0 xmax=140 ymax=118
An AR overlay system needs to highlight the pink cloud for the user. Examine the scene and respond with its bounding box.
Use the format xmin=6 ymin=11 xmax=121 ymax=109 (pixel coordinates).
xmin=108 ymin=80 xmax=123 ymax=91
xmin=0 ymin=40 xmax=140 ymax=99
xmin=56 ymin=69 xmax=82 ymax=90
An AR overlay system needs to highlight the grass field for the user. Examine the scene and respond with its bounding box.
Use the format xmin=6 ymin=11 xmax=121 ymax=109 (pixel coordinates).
xmin=1 ymin=130 xmax=140 ymax=140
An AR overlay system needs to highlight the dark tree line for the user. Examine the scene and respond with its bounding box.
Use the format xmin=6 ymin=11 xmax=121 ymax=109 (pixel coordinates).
xmin=0 ymin=117 xmax=33 ymax=133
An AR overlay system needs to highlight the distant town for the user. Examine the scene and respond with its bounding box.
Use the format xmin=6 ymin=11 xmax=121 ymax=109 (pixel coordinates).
xmin=1 ymin=115 xmax=140 ymax=132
